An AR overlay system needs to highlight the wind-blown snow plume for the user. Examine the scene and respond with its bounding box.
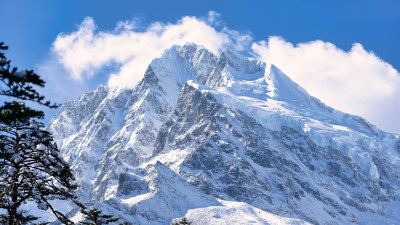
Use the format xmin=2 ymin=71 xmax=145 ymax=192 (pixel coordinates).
xmin=52 ymin=12 xmax=252 ymax=87
xmin=47 ymin=12 xmax=400 ymax=133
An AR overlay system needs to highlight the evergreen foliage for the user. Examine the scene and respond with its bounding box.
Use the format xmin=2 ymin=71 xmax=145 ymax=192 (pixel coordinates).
xmin=0 ymin=210 xmax=49 ymax=225
xmin=0 ymin=119 xmax=77 ymax=224
xmin=0 ymin=42 xmax=58 ymax=108
xmin=0 ymin=42 xmax=78 ymax=224
xmin=79 ymin=208 xmax=120 ymax=225
xmin=171 ymin=217 xmax=192 ymax=225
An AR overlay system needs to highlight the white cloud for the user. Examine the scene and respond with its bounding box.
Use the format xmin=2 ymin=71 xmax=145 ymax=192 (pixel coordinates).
xmin=252 ymin=36 xmax=400 ymax=133
xmin=52 ymin=13 xmax=252 ymax=87
xmin=49 ymin=13 xmax=400 ymax=133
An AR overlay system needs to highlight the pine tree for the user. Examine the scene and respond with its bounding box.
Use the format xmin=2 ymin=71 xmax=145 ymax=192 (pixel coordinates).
xmin=0 ymin=42 xmax=58 ymax=108
xmin=0 ymin=105 xmax=78 ymax=224
xmin=0 ymin=42 xmax=78 ymax=224
xmin=0 ymin=209 xmax=49 ymax=225
xmin=171 ymin=217 xmax=192 ymax=225
xmin=79 ymin=208 xmax=120 ymax=225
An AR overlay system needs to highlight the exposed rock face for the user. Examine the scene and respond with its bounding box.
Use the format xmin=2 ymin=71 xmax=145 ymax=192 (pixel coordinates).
xmin=48 ymin=43 xmax=400 ymax=224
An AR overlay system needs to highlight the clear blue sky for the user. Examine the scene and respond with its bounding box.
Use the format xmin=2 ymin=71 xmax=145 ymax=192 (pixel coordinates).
xmin=1 ymin=0 xmax=399 ymax=132
xmin=1 ymin=0 xmax=399 ymax=70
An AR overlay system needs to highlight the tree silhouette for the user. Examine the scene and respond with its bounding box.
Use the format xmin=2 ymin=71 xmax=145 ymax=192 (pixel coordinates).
xmin=79 ymin=208 xmax=119 ymax=225
xmin=0 ymin=42 xmax=58 ymax=108
xmin=172 ymin=217 xmax=192 ymax=225
xmin=0 ymin=42 xmax=78 ymax=225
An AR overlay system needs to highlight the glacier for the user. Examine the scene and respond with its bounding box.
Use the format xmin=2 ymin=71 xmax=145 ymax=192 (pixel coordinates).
xmin=47 ymin=43 xmax=400 ymax=224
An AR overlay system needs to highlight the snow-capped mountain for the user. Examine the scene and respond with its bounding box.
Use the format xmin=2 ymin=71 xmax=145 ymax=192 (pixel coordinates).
xmin=48 ymin=43 xmax=400 ymax=224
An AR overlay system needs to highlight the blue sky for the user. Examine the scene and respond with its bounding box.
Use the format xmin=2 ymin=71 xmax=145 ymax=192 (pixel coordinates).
xmin=1 ymin=0 xmax=399 ymax=132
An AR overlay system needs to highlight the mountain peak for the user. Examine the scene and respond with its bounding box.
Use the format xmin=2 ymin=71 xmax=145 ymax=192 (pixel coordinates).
xmin=47 ymin=44 xmax=400 ymax=224
xmin=265 ymin=64 xmax=314 ymax=105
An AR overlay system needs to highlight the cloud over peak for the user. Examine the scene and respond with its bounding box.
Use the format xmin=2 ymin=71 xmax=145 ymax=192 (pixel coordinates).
xmin=52 ymin=13 xmax=252 ymax=87
xmin=48 ymin=12 xmax=400 ymax=133
xmin=252 ymin=36 xmax=400 ymax=133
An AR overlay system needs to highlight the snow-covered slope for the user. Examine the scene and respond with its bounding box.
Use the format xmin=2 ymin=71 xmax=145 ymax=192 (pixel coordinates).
xmin=48 ymin=43 xmax=400 ymax=225
xmin=171 ymin=199 xmax=311 ymax=225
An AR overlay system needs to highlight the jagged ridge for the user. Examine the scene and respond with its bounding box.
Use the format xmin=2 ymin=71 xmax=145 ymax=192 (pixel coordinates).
xmin=48 ymin=43 xmax=400 ymax=225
